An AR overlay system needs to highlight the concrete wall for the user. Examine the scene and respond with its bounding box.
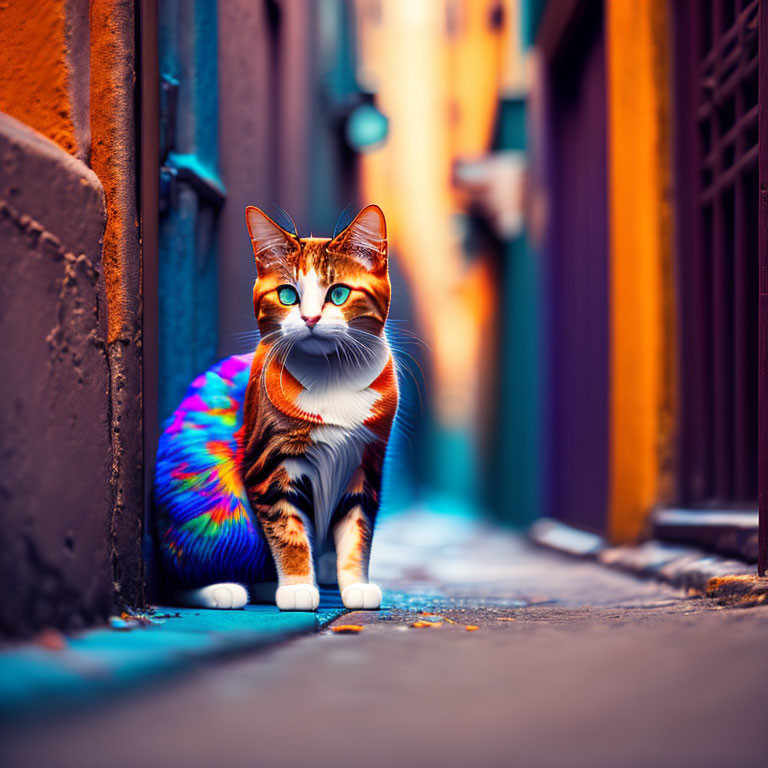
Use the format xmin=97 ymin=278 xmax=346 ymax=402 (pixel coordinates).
xmin=0 ymin=114 xmax=111 ymax=636
xmin=0 ymin=0 xmax=144 ymax=635
xmin=89 ymin=0 xmax=144 ymax=608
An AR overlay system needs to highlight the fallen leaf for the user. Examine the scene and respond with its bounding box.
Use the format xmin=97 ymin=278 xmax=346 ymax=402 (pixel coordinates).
xmin=120 ymin=611 xmax=160 ymax=626
xmin=36 ymin=628 xmax=66 ymax=651
xmin=411 ymin=621 xmax=441 ymax=629
xmin=332 ymin=624 xmax=364 ymax=634
xmin=465 ymin=625 xmax=480 ymax=631
xmin=497 ymin=617 xmax=516 ymax=622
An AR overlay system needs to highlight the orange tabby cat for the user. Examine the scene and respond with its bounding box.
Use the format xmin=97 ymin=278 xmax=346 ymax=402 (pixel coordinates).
xmin=156 ymin=205 xmax=398 ymax=611
xmin=239 ymin=205 xmax=398 ymax=610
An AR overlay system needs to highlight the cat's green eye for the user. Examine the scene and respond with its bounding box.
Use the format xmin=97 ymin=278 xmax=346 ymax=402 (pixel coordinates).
xmin=277 ymin=285 xmax=299 ymax=306
xmin=327 ymin=284 xmax=351 ymax=306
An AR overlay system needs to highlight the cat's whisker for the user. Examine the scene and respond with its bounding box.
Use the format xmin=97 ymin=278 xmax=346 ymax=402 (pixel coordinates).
xmin=386 ymin=324 xmax=431 ymax=349
xmin=394 ymin=358 xmax=425 ymax=412
xmin=336 ymin=334 xmax=362 ymax=366
xmin=231 ymin=331 xmax=261 ymax=342
xmin=384 ymin=344 xmax=427 ymax=410
xmin=336 ymin=338 xmax=355 ymax=368
xmin=340 ymin=335 xmax=367 ymax=367
xmin=343 ymin=339 xmax=365 ymax=369
xmin=259 ymin=333 xmax=292 ymax=388
xmin=346 ymin=328 xmax=425 ymax=403
xmin=279 ymin=335 xmax=302 ymax=392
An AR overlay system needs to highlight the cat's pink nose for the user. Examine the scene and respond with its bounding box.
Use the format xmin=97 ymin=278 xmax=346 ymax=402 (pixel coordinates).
xmin=303 ymin=315 xmax=320 ymax=328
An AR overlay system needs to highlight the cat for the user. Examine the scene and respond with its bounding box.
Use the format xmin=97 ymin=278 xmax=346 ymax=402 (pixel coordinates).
xmin=154 ymin=205 xmax=398 ymax=611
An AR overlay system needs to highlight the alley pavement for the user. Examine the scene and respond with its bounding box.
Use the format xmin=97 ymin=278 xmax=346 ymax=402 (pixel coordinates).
xmin=3 ymin=510 xmax=768 ymax=768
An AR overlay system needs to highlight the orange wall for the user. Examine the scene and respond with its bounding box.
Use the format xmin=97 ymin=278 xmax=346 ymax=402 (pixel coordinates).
xmin=356 ymin=0 xmax=511 ymax=429
xmin=0 ymin=0 xmax=138 ymax=346
xmin=606 ymin=0 xmax=676 ymax=542
xmin=0 ymin=0 xmax=78 ymax=155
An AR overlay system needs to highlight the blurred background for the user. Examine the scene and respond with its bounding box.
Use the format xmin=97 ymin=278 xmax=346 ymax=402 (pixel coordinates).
xmin=1 ymin=0 xmax=766 ymax=637
xmin=152 ymin=0 xmax=539 ymax=532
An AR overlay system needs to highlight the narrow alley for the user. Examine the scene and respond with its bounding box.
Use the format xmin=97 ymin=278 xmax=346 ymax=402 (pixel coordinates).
xmin=4 ymin=512 xmax=767 ymax=768
xmin=2 ymin=4 xmax=768 ymax=767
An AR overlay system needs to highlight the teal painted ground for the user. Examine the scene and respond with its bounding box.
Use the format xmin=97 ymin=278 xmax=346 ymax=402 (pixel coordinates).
xmin=0 ymin=592 xmax=346 ymax=721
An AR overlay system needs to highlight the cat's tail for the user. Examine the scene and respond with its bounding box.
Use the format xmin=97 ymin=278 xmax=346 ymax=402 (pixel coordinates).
xmin=154 ymin=354 xmax=276 ymax=589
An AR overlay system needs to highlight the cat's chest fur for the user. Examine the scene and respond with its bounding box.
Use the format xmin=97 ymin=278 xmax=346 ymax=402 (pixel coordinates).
xmin=288 ymin=423 xmax=373 ymax=547
xmin=280 ymin=349 xmax=387 ymax=547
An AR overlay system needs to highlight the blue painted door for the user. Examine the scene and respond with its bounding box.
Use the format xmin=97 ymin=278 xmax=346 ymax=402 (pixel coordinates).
xmin=157 ymin=0 xmax=225 ymax=420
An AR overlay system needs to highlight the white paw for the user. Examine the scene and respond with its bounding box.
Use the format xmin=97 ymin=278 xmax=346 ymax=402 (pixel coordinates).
xmin=341 ymin=583 xmax=382 ymax=610
xmin=176 ymin=583 xmax=248 ymax=609
xmin=275 ymin=584 xmax=320 ymax=611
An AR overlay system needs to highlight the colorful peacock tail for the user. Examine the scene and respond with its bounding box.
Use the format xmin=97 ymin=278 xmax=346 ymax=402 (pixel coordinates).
xmin=154 ymin=353 xmax=276 ymax=587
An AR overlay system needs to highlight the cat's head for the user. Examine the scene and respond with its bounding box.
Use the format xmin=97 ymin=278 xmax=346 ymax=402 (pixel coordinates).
xmin=246 ymin=205 xmax=391 ymax=356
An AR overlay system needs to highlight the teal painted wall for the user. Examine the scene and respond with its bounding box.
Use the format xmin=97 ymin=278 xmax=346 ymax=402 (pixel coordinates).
xmin=490 ymin=97 xmax=543 ymax=527
xmin=158 ymin=0 xmax=222 ymax=420
xmin=522 ymin=0 xmax=549 ymax=46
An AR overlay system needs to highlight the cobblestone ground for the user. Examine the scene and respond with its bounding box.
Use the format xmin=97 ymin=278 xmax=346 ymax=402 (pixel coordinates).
xmin=4 ymin=511 xmax=768 ymax=768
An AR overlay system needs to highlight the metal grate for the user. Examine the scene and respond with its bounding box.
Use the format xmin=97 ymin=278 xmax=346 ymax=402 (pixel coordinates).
xmin=675 ymin=0 xmax=760 ymax=507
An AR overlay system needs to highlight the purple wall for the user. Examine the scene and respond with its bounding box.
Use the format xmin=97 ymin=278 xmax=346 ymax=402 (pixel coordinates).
xmin=217 ymin=0 xmax=315 ymax=359
xmin=541 ymin=3 xmax=609 ymax=532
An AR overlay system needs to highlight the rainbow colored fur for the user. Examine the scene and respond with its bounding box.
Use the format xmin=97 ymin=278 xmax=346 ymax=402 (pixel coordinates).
xmin=154 ymin=353 xmax=276 ymax=588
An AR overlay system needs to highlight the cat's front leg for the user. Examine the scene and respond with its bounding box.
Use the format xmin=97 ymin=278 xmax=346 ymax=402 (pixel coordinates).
xmin=256 ymin=500 xmax=320 ymax=611
xmin=333 ymin=469 xmax=382 ymax=610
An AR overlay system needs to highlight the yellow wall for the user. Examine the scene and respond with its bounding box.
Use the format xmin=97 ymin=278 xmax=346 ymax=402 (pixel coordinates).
xmin=355 ymin=0 xmax=513 ymax=429
xmin=606 ymin=0 xmax=676 ymax=542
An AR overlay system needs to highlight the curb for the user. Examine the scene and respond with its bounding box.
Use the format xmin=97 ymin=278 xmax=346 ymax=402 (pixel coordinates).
xmin=529 ymin=518 xmax=768 ymax=606
xmin=0 ymin=597 xmax=346 ymax=723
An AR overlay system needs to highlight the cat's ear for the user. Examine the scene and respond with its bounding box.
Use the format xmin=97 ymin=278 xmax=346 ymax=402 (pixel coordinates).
xmin=329 ymin=204 xmax=387 ymax=272
xmin=245 ymin=206 xmax=299 ymax=275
